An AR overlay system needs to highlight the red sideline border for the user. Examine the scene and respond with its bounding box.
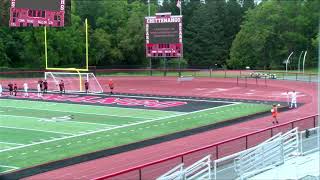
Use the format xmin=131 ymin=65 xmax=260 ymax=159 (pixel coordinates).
xmin=93 ymin=114 xmax=318 ymax=180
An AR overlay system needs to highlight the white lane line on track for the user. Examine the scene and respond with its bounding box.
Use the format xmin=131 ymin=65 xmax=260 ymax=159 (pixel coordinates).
xmin=0 ymin=103 xmax=239 ymax=153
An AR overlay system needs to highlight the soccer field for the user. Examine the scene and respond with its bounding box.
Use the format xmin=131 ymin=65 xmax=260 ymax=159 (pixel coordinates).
xmin=0 ymin=94 xmax=271 ymax=174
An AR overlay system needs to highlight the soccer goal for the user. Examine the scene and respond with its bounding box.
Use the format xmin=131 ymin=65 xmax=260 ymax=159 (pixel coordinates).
xmin=45 ymin=71 xmax=103 ymax=93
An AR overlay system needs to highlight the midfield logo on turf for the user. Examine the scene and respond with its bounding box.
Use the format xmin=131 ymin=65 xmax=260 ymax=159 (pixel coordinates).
xmin=40 ymin=115 xmax=74 ymax=122
xmin=1 ymin=93 xmax=188 ymax=109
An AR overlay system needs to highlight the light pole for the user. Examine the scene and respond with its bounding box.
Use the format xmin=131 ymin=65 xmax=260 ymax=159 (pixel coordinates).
xmin=148 ymin=0 xmax=150 ymax=16
xmin=297 ymin=51 xmax=304 ymax=72
xmin=286 ymin=52 xmax=294 ymax=73
xmin=302 ymin=51 xmax=307 ymax=74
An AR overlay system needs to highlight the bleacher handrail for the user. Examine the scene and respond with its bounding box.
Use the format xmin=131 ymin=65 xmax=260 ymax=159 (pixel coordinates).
xmin=92 ymin=114 xmax=318 ymax=180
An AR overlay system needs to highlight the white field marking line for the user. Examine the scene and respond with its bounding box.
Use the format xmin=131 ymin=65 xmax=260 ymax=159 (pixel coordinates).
xmin=0 ymin=105 xmax=153 ymax=120
xmin=0 ymin=125 xmax=74 ymax=136
xmin=0 ymin=141 xmax=24 ymax=146
xmin=0 ymin=164 xmax=19 ymax=169
xmin=0 ymin=103 xmax=241 ymax=154
xmin=1 ymin=114 xmax=119 ymax=128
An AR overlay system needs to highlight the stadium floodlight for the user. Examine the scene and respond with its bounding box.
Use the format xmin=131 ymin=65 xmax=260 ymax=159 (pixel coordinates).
xmin=302 ymin=50 xmax=307 ymax=74
xmin=285 ymin=52 xmax=293 ymax=73
xmin=297 ymin=51 xmax=304 ymax=72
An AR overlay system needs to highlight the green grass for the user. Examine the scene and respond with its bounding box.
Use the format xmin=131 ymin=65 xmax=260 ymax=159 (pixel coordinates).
xmin=0 ymin=98 xmax=270 ymax=173
xmin=97 ymin=70 xmax=241 ymax=78
xmin=256 ymin=68 xmax=318 ymax=74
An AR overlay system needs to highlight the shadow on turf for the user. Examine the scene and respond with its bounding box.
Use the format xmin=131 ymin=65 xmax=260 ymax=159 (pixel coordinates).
xmin=0 ymin=107 xmax=290 ymax=180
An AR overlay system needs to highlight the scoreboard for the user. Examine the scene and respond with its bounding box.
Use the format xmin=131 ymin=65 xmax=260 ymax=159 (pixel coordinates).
xmin=9 ymin=0 xmax=66 ymax=27
xmin=145 ymin=13 xmax=183 ymax=58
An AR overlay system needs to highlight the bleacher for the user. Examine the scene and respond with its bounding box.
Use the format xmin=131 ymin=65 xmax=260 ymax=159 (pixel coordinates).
xmin=157 ymin=126 xmax=320 ymax=180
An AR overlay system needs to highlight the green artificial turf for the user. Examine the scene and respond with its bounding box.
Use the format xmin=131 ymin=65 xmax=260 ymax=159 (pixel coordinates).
xmin=0 ymin=98 xmax=270 ymax=173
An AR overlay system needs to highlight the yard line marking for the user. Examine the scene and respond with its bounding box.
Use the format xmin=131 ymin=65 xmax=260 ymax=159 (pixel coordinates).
xmin=0 ymin=103 xmax=240 ymax=153
xmin=0 ymin=141 xmax=24 ymax=146
xmin=0 ymin=114 xmax=116 ymax=128
xmin=0 ymin=125 xmax=74 ymax=136
xmin=0 ymin=105 xmax=152 ymax=120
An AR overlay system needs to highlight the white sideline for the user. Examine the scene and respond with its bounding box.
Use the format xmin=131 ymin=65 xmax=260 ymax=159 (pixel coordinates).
xmin=70 ymin=92 xmax=237 ymax=104
xmin=0 ymin=164 xmax=19 ymax=169
xmin=0 ymin=165 xmax=19 ymax=169
xmin=0 ymin=124 xmax=75 ymax=135
xmin=0 ymin=103 xmax=239 ymax=153
xmin=0 ymin=165 xmax=19 ymax=173
xmin=0 ymin=104 xmax=154 ymax=120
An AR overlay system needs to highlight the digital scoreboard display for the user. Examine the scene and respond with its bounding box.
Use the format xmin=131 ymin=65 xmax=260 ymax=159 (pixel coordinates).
xmin=9 ymin=0 xmax=68 ymax=27
xmin=15 ymin=0 xmax=60 ymax=11
xmin=145 ymin=13 xmax=183 ymax=58
xmin=149 ymin=22 xmax=179 ymax=44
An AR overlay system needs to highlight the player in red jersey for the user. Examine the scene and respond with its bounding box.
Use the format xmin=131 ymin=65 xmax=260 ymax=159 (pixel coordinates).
xmin=43 ymin=80 xmax=48 ymax=94
xmin=85 ymin=80 xmax=89 ymax=94
xmin=271 ymin=104 xmax=279 ymax=124
xmin=59 ymin=80 xmax=65 ymax=94
xmin=8 ymin=82 xmax=13 ymax=96
xmin=13 ymin=83 xmax=18 ymax=96
xmin=108 ymin=79 xmax=114 ymax=95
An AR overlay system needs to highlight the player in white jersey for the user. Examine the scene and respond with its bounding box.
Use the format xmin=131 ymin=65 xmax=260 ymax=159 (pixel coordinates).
xmin=23 ymin=83 xmax=29 ymax=97
xmin=0 ymin=83 xmax=2 ymax=97
xmin=290 ymin=90 xmax=297 ymax=108
xmin=286 ymin=91 xmax=290 ymax=106
xmin=37 ymin=83 xmax=42 ymax=97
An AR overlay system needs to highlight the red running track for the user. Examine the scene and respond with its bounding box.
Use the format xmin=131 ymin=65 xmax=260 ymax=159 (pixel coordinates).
xmin=23 ymin=77 xmax=318 ymax=180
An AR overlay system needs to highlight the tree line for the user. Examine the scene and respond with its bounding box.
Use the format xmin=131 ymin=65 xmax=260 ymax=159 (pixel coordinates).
xmin=0 ymin=0 xmax=319 ymax=70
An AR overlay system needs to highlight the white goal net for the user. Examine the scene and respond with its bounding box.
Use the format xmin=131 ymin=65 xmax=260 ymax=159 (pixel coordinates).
xmin=44 ymin=72 xmax=103 ymax=93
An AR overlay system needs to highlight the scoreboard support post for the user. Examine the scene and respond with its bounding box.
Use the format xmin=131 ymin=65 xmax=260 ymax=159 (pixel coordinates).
xmin=163 ymin=58 xmax=167 ymax=77
xmin=149 ymin=58 xmax=152 ymax=76
xmin=178 ymin=57 xmax=181 ymax=77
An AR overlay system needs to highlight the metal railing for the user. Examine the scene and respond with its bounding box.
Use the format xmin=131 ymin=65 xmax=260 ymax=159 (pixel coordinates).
xmin=92 ymin=114 xmax=318 ymax=180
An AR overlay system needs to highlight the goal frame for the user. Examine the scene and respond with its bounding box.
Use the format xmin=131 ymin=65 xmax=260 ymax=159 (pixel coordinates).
xmin=44 ymin=70 xmax=103 ymax=93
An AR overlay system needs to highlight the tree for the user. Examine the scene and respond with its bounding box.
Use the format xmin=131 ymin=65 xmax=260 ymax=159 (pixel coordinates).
xmin=228 ymin=0 xmax=319 ymax=69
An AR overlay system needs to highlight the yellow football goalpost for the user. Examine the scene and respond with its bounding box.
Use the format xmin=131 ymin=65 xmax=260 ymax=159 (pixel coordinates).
xmin=44 ymin=19 xmax=89 ymax=92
